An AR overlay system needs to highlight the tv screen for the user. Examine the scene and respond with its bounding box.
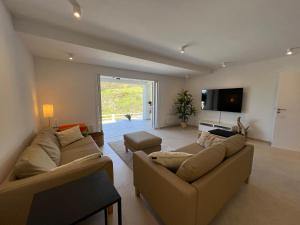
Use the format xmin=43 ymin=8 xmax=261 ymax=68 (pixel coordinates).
xmin=201 ymin=88 xmax=243 ymax=112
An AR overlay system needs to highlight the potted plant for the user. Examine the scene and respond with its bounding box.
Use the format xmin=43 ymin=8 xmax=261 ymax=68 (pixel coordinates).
xmin=174 ymin=90 xmax=197 ymax=128
xmin=124 ymin=114 xmax=132 ymax=121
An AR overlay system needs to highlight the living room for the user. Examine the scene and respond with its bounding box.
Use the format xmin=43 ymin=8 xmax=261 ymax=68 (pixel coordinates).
xmin=0 ymin=0 xmax=299 ymax=225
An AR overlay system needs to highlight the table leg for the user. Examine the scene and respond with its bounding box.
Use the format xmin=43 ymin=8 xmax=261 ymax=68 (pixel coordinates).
xmin=104 ymin=208 xmax=108 ymax=225
xmin=117 ymin=199 xmax=122 ymax=225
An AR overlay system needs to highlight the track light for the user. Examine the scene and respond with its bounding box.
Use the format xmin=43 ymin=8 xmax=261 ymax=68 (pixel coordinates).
xmin=286 ymin=48 xmax=293 ymax=56
xmin=285 ymin=47 xmax=300 ymax=56
xmin=180 ymin=44 xmax=189 ymax=54
xmin=73 ymin=5 xmax=81 ymax=19
xmin=70 ymin=0 xmax=81 ymax=19
xmin=68 ymin=53 xmax=74 ymax=61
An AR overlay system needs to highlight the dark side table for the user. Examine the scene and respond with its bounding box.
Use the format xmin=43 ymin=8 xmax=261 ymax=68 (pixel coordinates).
xmin=27 ymin=171 xmax=122 ymax=225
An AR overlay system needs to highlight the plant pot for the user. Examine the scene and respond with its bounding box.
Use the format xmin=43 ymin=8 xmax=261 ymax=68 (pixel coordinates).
xmin=180 ymin=122 xmax=188 ymax=128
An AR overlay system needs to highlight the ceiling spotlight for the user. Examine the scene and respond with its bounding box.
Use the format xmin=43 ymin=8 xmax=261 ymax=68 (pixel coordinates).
xmin=68 ymin=53 xmax=74 ymax=61
xmin=70 ymin=0 xmax=81 ymax=19
xmin=286 ymin=48 xmax=293 ymax=56
xmin=180 ymin=44 xmax=189 ymax=54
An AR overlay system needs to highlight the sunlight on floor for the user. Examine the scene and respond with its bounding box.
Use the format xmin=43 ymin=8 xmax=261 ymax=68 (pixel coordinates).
xmin=102 ymin=119 xmax=152 ymax=142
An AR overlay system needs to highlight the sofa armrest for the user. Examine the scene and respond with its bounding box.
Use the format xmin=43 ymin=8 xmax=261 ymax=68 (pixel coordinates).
xmin=133 ymin=151 xmax=197 ymax=225
xmin=0 ymin=156 xmax=113 ymax=225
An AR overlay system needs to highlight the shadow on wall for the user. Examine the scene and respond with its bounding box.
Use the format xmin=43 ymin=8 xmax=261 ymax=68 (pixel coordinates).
xmin=0 ymin=130 xmax=36 ymax=183
xmin=247 ymin=119 xmax=265 ymax=140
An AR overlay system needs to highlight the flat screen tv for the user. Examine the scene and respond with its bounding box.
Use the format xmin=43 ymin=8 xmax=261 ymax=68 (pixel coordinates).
xmin=201 ymin=88 xmax=243 ymax=112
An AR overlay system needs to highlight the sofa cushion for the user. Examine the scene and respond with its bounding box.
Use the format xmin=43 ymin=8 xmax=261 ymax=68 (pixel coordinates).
xmin=60 ymin=136 xmax=101 ymax=164
xmin=196 ymin=131 xmax=225 ymax=148
xmin=14 ymin=145 xmax=56 ymax=179
xmin=32 ymin=129 xmax=61 ymax=165
xmin=223 ymin=134 xmax=246 ymax=157
xmin=56 ymin=126 xmax=84 ymax=147
xmin=176 ymin=144 xmax=226 ymax=182
xmin=175 ymin=143 xmax=205 ymax=154
xmin=148 ymin=151 xmax=192 ymax=171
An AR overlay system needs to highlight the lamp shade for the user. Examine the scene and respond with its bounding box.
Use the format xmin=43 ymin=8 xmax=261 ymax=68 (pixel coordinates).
xmin=43 ymin=104 xmax=54 ymax=118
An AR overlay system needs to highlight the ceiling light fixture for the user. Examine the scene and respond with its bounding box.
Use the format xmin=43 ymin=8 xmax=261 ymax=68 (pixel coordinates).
xmin=286 ymin=47 xmax=300 ymax=56
xmin=180 ymin=44 xmax=189 ymax=54
xmin=286 ymin=48 xmax=293 ymax=56
xmin=221 ymin=62 xmax=227 ymax=68
xmin=69 ymin=0 xmax=81 ymax=19
xmin=68 ymin=53 xmax=74 ymax=61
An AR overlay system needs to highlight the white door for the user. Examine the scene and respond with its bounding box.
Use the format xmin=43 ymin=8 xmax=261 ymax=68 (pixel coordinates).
xmin=272 ymin=73 xmax=300 ymax=152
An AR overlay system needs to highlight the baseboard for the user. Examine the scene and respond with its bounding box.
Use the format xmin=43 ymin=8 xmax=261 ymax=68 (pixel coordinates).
xmin=247 ymin=137 xmax=271 ymax=145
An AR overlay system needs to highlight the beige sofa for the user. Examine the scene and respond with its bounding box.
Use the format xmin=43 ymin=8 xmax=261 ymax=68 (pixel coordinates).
xmin=0 ymin=128 xmax=113 ymax=225
xmin=133 ymin=137 xmax=254 ymax=225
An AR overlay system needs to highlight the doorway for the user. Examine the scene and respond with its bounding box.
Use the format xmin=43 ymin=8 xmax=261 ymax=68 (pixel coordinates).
xmin=272 ymin=72 xmax=300 ymax=152
xmin=99 ymin=75 xmax=157 ymax=140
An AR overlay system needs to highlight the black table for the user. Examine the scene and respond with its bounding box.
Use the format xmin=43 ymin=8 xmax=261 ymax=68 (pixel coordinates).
xmin=209 ymin=129 xmax=237 ymax=138
xmin=27 ymin=171 xmax=122 ymax=225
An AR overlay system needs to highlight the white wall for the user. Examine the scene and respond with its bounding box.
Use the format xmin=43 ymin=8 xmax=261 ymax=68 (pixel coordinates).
xmin=0 ymin=1 xmax=38 ymax=182
xmin=186 ymin=55 xmax=300 ymax=142
xmin=35 ymin=57 xmax=185 ymax=131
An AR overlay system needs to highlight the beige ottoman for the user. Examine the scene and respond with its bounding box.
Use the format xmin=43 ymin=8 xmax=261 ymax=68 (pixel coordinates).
xmin=124 ymin=131 xmax=162 ymax=154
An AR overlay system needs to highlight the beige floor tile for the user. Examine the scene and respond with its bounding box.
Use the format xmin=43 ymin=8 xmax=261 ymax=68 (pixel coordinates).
xmin=80 ymin=127 xmax=300 ymax=225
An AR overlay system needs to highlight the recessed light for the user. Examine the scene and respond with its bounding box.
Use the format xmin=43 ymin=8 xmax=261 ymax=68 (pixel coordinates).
xmin=68 ymin=53 xmax=74 ymax=61
xmin=286 ymin=48 xmax=293 ymax=56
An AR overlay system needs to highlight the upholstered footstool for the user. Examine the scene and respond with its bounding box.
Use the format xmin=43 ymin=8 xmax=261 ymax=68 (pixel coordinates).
xmin=123 ymin=131 xmax=162 ymax=154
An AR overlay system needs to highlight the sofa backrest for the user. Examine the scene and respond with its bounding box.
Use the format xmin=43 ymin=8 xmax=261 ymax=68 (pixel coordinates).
xmin=4 ymin=128 xmax=60 ymax=182
xmin=191 ymin=144 xmax=254 ymax=225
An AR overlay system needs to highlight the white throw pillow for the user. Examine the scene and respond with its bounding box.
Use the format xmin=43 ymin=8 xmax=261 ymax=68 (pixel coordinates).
xmin=148 ymin=151 xmax=193 ymax=171
xmin=197 ymin=131 xmax=225 ymax=148
xmin=56 ymin=126 xmax=84 ymax=147
xmin=51 ymin=153 xmax=101 ymax=171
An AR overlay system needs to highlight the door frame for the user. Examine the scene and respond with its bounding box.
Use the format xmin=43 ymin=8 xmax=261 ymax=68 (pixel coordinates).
xmin=97 ymin=75 xmax=159 ymax=130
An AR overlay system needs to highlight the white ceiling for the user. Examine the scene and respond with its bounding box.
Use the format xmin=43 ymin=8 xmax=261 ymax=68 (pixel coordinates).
xmin=19 ymin=33 xmax=196 ymax=76
xmin=5 ymin=0 xmax=300 ymax=74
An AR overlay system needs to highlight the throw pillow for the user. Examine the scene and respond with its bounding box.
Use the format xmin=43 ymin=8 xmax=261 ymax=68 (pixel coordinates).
xmin=176 ymin=143 xmax=226 ymax=182
xmin=14 ymin=145 xmax=57 ymax=179
xmin=149 ymin=151 xmax=193 ymax=171
xmin=197 ymin=131 xmax=225 ymax=148
xmin=56 ymin=126 xmax=84 ymax=147
xmin=51 ymin=153 xmax=102 ymax=171
xmin=223 ymin=134 xmax=246 ymax=157
xmin=32 ymin=131 xmax=61 ymax=165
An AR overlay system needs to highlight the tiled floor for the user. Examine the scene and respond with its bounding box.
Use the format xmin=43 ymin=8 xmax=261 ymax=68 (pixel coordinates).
xmin=102 ymin=119 xmax=152 ymax=142
xmin=80 ymin=126 xmax=300 ymax=225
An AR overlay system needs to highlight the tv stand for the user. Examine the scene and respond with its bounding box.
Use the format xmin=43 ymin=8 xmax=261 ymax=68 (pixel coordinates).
xmin=199 ymin=120 xmax=234 ymax=132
